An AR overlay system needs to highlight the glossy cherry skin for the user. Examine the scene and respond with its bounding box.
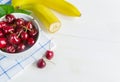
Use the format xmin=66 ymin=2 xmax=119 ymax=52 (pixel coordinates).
xmin=5 ymin=14 xmax=15 ymax=23
xmin=0 ymin=30 xmax=4 ymax=37
xmin=17 ymin=43 xmax=26 ymax=52
xmin=29 ymin=29 xmax=38 ymax=37
xmin=26 ymin=22 xmax=33 ymax=30
xmin=0 ymin=21 xmax=7 ymax=28
xmin=0 ymin=38 xmax=7 ymax=48
xmin=3 ymin=26 xmax=14 ymax=34
xmin=27 ymin=38 xmax=35 ymax=46
xmin=37 ymin=59 xmax=46 ymax=68
xmin=16 ymin=18 xmax=25 ymax=26
xmin=8 ymin=33 xmax=21 ymax=44
xmin=45 ymin=50 xmax=54 ymax=60
xmin=6 ymin=45 xmax=16 ymax=53
xmin=20 ymin=31 xmax=29 ymax=40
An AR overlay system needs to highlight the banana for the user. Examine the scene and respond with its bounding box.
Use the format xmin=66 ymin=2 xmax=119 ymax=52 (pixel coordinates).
xmin=12 ymin=0 xmax=42 ymax=8
xmin=22 ymin=4 xmax=61 ymax=33
xmin=12 ymin=0 xmax=81 ymax=17
xmin=40 ymin=0 xmax=81 ymax=17
xmin=11 ymin=0 xmax=81 ymax=33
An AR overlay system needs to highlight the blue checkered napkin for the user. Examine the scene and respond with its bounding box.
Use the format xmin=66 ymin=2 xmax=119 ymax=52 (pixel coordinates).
xmin=0 ymin=31 xmax=55 ymax=82
xmin=0 ymin=1 xmax=55 ymax=82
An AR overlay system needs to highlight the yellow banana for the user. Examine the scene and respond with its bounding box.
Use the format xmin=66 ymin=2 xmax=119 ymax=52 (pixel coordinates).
xmin=12 ymin=0 xmax=81 ymax=17
xmin=11 ymin=0 xmax=81 ymax=33
xmin=40 ymin=0 xmax=81 ymax=17
xmin=12 ymin=0 xmax=41 ymax=8
xmin=22 ymin=4 xmax=61 ymax=33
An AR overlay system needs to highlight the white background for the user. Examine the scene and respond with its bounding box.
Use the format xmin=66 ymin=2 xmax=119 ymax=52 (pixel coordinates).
xmin=9 ymin=0 xmax=120 ymax=82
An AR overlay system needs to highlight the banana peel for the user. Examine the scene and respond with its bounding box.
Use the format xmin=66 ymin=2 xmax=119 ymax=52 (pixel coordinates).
xmin=22 ymin=4 xmax=61 ymax=33
xmin=40 ymin=0 xmax=81 ymax=17
xmin=12 ymin=0 xmax=42 ymax=8
xmin=12 ymin=0 xmax=81 ymax=17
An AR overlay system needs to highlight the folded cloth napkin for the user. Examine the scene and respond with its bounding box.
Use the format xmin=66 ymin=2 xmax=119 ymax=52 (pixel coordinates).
xmin=0 ymin=1 xmax=55 ymax=82
xmin=0 ymin=30 xmax=55 ymax=82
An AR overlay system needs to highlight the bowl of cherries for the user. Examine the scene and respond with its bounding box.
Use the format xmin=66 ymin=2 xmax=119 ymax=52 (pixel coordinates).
xmin=0 ymin=13 xmax=41 ymax=58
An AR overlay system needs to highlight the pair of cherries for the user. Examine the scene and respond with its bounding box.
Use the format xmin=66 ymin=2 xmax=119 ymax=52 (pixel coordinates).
xmin=37 ymin=50 xmax=54 ymax=68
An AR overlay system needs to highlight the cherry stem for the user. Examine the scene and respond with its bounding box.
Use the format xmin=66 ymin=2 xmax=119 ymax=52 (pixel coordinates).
xmin=43 ymin=57 xmax=56 ymax=65
xmin=12 ymin=24 xmax=16 ymax=28
xmin=23 ymin=26 xmax=31 ymax=31
xmin=1 ymin=48 xmax=5 ymax=51
xmin=10 ymin=31 xmax=13 ymax=34
xmin=17 ymin=30 xmax=22 ymax=38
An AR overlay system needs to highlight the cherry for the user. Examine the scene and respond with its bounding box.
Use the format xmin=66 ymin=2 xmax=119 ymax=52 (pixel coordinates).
xmin=0 ymin=21 xmax=7 ymax=28
xmin=3 ymin=26 xmax=14 ymax=34
xmin=20 ymin=31 xmax=29 ymax=40
xmin=0 ymin=38 xmax=7 ymax=48
xmin=26 ymin=22 xmax=33 ymax=30
xmin=8 ymin=33 xmax=21 ymax=44
xmin=27 ymin=38 xmax=35 ymax=46
xmin=16 ymin=27 xmax=24 ymax=35
xmin=0 ymin=30 xmax=4 ymax=37
xmin=17 ymin=43 xmax=26 ymax=52
xmin=6 ymin=45 xmax=16 ymax=53
xmin=29 ymin=29 xmax=38 ymax=37
xmin=5 ymin=14 xmax=15 ymax=23
xmin=37 ymin=58 xmax=46 ymax=68
xmin=45 ymin=50 xmax=54 ymax=60
xmin=16 ymin=18 xmax=25 ymax=26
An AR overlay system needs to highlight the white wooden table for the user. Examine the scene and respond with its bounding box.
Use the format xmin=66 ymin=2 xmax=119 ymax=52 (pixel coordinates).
xmin=9 ymin=0 xmax=120 ymax=82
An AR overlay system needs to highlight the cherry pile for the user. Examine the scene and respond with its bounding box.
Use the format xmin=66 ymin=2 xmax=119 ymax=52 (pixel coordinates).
xmin=0 ymin=14 xmax=38 ymax=53
xmin=37 ymin=50 xmax=54 ymax=68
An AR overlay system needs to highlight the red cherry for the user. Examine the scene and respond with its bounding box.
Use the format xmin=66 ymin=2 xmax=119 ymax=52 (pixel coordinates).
xmin=0 ymin=30 xmax=4 ymax=37
xmin=37 ymin=59 xmax=46 ymax=68
xmin=15 ymin=27 xmax=24 ymax=34
xmin=45 ymin=50 xmax=54 ymax=60
xmin=6 ymin=45 xmax=16 ymax=53
xmin=16 ymin=27 xmax=24 ymax=35
xmin=27 ymin=38 xmax=35 ymax=46
xmin=5 ymin=14 xmax=15 ymax=23
xmin=16 ymin=18 xmax=25 ymax=26
xmin=0 ymin=38 xmax=7 ymax=48
xmin=26 ymin=22 xmax=33 ymax=30
xmin=3 ymin=26 xmax=14 ymax=34
xmin=0 ymin=21 xmax=7 ymax=28
xmin=8 ymin=33 xmax=21 ymax=44
xmin=29 ymin=29 xmax=38 ymax=37
xmin=17 ymin=43 xmax=26 ymax=52
xmin=20 ymin=31 xmax=29 ymax=40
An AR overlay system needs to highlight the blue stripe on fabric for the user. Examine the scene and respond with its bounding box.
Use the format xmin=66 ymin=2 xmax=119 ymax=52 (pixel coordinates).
xmin=4 ymin=63 xmax=19 ymax=74
xmin=0 ymin=56 xmax=6 ymax=61
xmin=0 ymin=66 xmax=10 ymax=79
xmin=15 ymin=60 xmax=24 ymax=69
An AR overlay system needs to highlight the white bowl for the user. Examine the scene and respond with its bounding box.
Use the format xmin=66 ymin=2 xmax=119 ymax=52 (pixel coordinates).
xmin=0 ymin=13 xmax=41 ymax=59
